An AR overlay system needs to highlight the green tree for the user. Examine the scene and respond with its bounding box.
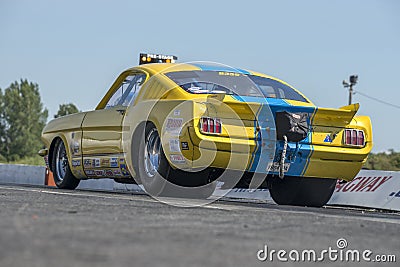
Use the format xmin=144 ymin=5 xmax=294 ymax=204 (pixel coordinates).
xmin=364 ymin=150 xmax=400 ymax=171
xmin=54 ymin=103 xmax=79 ymax=118
xmin=0 ymin=88 xmax=6 ymax=161
xmin=0 ymin=79 xmax=48 ymax=161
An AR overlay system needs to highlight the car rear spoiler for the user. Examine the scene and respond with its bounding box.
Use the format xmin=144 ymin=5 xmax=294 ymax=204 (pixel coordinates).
xmin=313 ymin=103 xmax=360 ymax=127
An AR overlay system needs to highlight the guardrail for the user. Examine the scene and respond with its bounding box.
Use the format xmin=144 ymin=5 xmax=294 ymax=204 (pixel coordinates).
xmin=0 ymin=163 xmax=398 ymax=211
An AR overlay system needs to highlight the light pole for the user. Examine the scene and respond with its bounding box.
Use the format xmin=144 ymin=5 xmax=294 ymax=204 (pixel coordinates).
xmin=342 ymin=75 xmax=358 ymax=105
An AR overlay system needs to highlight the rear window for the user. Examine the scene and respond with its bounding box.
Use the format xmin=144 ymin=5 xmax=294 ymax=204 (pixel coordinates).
xmin=165 ymin=71 xmax=308 ymax=102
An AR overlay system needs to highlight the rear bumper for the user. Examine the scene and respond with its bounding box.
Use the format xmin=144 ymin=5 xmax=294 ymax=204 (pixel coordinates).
xmin=184 ymin=126 xmax=371 ymax=181
xmin=192 ymin=145 xmax=367 ymax=181
xmin=303 ymin=157 xmax=364 ymax=181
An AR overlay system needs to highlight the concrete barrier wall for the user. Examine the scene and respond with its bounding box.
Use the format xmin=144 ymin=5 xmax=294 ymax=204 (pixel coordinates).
xmin=0 ymin=163 xmax=46 ymax=185
xmin=0 ymin=163 xmax=117 ymax=191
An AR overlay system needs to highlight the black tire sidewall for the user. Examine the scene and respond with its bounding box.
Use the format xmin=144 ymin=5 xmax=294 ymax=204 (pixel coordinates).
xmin=137 ymin=124 xmax=169 ymax=196
xmin=51 ymin=139 xmax=80 ymax=189
xmin=269 ymin=177 xmax=301 ymax=205
xmin=269 ymin=177 xmax=336 ymax=207
xmin=136 ymin=123 xmax=216 ymax=199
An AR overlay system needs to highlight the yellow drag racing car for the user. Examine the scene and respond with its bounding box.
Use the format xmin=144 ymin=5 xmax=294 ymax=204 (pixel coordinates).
xmin=39 ymin=53 xmax=372 ymax=207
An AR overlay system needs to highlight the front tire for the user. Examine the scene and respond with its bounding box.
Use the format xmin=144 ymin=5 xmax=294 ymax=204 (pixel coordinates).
xmin=51 ymin=139 xmax=80 ymax=189
xmin=269 ymin=177 xmax=336 ymax=207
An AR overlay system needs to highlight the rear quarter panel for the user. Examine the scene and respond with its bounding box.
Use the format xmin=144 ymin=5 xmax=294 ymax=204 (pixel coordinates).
xmin=304 ymin=115 xmax=373 ymax=181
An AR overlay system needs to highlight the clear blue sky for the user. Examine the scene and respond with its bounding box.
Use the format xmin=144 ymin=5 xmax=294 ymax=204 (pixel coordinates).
xmin=0 ymin=0 xmax=399 ymax=152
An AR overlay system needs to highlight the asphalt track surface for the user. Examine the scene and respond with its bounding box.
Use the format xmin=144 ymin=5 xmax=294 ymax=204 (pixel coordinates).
xmin=0 ymin=184 xmax=399 ymax=267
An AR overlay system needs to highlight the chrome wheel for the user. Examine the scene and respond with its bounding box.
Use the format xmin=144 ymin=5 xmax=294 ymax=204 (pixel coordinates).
xmin=55 ymin=141 xmax=68 ymax=181
xmin=144 ymin=129 xmax=161 ymax=178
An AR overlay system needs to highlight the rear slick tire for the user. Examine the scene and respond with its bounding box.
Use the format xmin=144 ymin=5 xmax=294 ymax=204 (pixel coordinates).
xmin=269 ymin=177 xmax=336 ymax=207
xmin=136 ymin=123 xmax=216 ymax=199
xmin=137 ymin=125 xmax=169 ymax=197
xmin=161 ymin=168 xmax=217 ymax=199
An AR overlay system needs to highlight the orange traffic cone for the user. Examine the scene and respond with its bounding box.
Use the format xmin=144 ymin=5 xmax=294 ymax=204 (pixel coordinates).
xmin=45 ymin=167 xmax=56 ymax=187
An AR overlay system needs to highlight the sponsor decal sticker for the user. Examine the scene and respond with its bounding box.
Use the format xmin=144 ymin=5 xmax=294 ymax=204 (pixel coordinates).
xmin=169 ymin=139 xmax=180 ymax=153
xmin=110 ymin=157 xmax=118 ymax=168
xmin=83 ymin=159 xmax=92 ymax=168
xmin=72 ymin=141 xmax=80 ymax=155
xmin=173 ymin=109 xmax=181 ymax=116
xmin=324 ymin=134 xmax=333 ymax=143
xmin=218 ymin=71 xmax=240 ymax=77
xmin=105 ymin=170 xmax=114 ymax=177
xmin=85 ymin=170 xmax=95 ymax=176
xmin=100 ymin=158 xmax=110 ymax=167
xmin=267 ymin=162 xmax=290 ymax=173
xmin=165 ymin=118 xmax=183 ymax=133
xmin=94 ymin=158 xmax=100 ymax=168
xmin=71 ymin=159 xmax=81 ymax=167
xmin=120 ymin=164 xmax=130 ymax=176
xmin=94 ymin=170 xmax=105 ymax=177
xmin=170 ymin=154 xmax=186 ymax=164
xmin=181 ymin=142 xmax=189 ymax=150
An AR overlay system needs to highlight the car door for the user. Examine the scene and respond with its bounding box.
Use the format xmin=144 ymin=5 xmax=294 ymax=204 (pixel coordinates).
xmin=81 ymin=72 xmax=146 ymax=156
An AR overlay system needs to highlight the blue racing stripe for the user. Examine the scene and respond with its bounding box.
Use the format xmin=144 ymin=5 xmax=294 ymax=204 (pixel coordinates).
xmin=232 ymin=95 xmax=316 ymax=176
xmin=232 ymin=96 xmax=281 ymax=172
xmin=232 ymin=95 xmax=288 ymax=105
xmin=299 ymin=107 xmax=317 ymax=176
xmin=247 ymin=106 xmax=262 ymax=171
xmin=190 ymin=63 xmax=250 ymax=75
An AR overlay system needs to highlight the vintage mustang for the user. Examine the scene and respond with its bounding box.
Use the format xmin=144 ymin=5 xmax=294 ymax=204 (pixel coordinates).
xmin=39 ymin=53 xmax=372 ymax=207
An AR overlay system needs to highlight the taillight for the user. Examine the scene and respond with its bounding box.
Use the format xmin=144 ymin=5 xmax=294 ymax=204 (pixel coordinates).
xmin=344 ymin=129 xmax=365 ymax=147
xmin=201 ymin=118 xmax=208 ymax=132
xmin=215 ymin=119 xmax=221 ymax=133
xmin=352 ymin=129 xmax=357 ymax=145
xmin=357 ymin=130 xmax=365 ymax=146
xmin=200 ymin=117 xmax=222 ymax=134
xmin=209 ymin=118 xmax=215 ymax=133
xmin=345 ymin=129 xmax=352 ymax=145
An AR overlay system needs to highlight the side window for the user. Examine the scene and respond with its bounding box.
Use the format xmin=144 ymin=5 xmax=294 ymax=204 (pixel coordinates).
xmin=258 ymin=85 xmax=278 ymax=99
xmin=105 ymin=74 xmax=146 ymax=108
xmin=120 ymin=74 xmax=146 ymax=106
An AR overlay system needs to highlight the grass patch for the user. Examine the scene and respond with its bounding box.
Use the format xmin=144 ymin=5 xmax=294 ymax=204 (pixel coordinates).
xmin=0 ymin=155 xmax=46 ymax=166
